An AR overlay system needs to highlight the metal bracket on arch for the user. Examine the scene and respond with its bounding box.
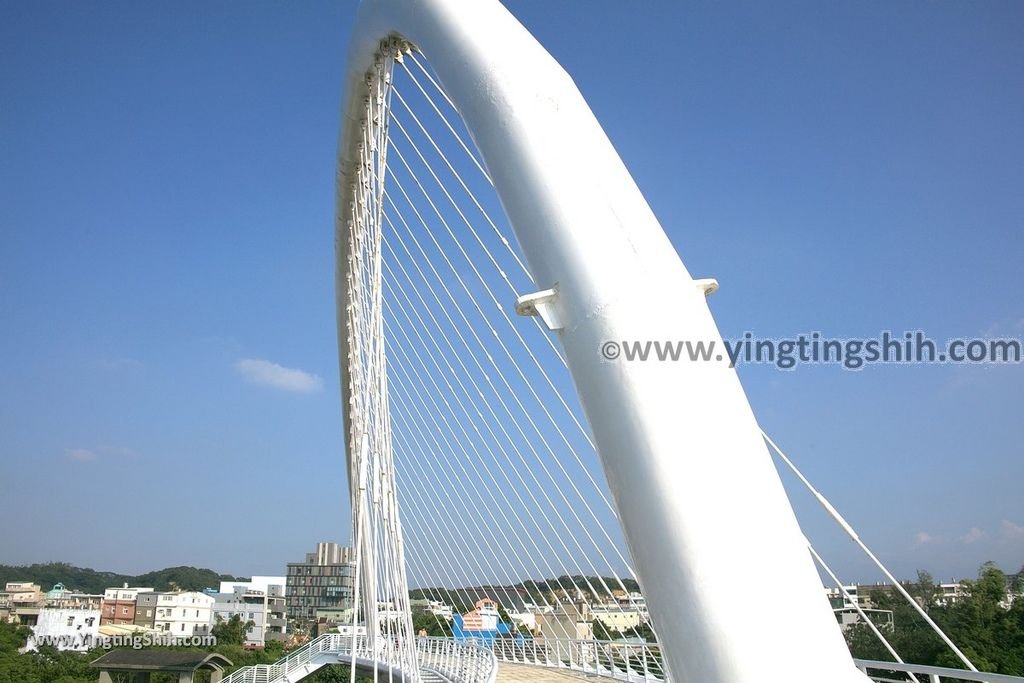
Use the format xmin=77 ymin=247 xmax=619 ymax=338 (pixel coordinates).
xmin=694 ymin=278 xmax=719 ymax=296
xmin=514 ymin=287 xmax=564 ymax=331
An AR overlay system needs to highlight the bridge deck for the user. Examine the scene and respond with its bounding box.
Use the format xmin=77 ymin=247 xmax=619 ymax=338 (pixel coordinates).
xmin=495 ymin=663 xmax=598 ymax=683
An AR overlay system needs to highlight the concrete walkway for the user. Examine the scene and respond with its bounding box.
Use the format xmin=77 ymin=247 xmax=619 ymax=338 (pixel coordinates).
xmin=495 ymin=663 xmax=598 ymax=683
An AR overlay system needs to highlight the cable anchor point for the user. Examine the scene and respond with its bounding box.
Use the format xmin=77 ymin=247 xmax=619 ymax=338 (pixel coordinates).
xmin=694 ymin=278 xmax=719 ymax=296
xmin=515 ymin=287 xmax=563 ymax=331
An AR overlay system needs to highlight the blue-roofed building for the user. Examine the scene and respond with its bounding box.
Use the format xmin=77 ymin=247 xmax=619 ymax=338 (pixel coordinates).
xmin=450 ymin=598 xmax=522 ymax=645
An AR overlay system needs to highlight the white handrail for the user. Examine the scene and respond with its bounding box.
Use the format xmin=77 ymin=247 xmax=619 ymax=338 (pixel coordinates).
xmin=855 ymin=659 xmax=1024 ymax=683
xmin=479 ymin=637 xmax=1023 ymax=683
xmin=221 ymin=634 xmax=497 ymax=683
xmin=222 ymin=634 xmax=1023 ymax=683
xmin=418 ymin=636 xmax=498 ymax=683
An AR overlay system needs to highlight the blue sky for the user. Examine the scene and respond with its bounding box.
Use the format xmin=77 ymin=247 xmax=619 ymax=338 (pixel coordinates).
xmin=1 ymin=1 xmax=1021 ymax=584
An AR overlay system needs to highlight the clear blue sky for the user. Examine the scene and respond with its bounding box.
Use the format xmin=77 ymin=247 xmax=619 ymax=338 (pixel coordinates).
xmin=1 ymin=1 xmax=1021 ymax=584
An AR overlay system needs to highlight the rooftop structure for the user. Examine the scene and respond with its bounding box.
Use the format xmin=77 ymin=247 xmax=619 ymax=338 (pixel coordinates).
xmin=91 ymin=650 xmax=233 ymax=683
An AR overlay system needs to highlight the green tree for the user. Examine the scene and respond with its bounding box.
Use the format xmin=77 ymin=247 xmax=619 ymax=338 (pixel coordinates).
xmin=412 ymin=612 xmax=449 ymax=637
xmin=0 ymin=621 xmax=30 ymax=656
xmin=304 ymin=664 xmax=376 ymax=683
xmin=0 ymin=562 xmax=245 ymax=595
xmin=211 ymin=614 xmax=255 ymax=647
xmin=846 ymin=562 xmax=1024 ymax=676
xmin=592 ymin=619 xmax=618 ymax=641
xmin=263 ymin=638 xmax=285 ymax=660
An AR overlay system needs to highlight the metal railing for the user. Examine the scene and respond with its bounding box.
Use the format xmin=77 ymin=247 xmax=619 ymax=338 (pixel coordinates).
xmin=418 ymin=637 xmax=498 ymax=683
xmin=220 ymin=633 xmax=370 ymax=683
xmin=486 ymin=638 xmax=664 ymax=682
xmin=480 ymin=637 xmax=1024 ymax=683
xmin=855 ymin=659 xmax=1024 ymax=683
xmin=220 ymin=633 xmax=1024 ymax=683
xmin=220 ymin=634 xmax=497 ymax=683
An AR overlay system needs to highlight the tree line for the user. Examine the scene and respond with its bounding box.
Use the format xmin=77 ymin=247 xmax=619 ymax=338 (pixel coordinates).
xmin=845 ymin=562 xmax=1024 ymax=676
xmin=0 ymin=562 xmax=246 ymax=595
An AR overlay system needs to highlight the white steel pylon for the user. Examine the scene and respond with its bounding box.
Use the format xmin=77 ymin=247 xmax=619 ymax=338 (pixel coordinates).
xmin=336 ymin=1 xmax=871 ymax=682
xmin=340 ymin=39 xmax=419 ymax=683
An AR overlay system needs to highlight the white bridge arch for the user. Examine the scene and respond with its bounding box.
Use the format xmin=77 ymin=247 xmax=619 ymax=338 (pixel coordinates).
xmin=336 ymin=0 xmax=860 ymax=681
xmin=223 ymin=1 xmax=1018 ymax=683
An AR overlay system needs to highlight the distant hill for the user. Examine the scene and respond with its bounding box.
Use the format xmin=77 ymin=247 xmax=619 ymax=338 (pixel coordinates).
xmin=0 ymin=562 xmax=248 ymax=595
xmin=409 ymin=574 xmax=642 ymax=608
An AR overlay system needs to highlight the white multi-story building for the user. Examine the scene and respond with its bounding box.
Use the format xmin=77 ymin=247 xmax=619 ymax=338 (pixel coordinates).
xmin=618 ymin=592 xmax=648 ymax=620
xmin=832 ymin=606 xmax=894 ymax=632
xmin=825 ymin=585 xmax=861 ymax=609
xmin=937 ymin=582 xmax=967 ymax=606
xmin=425 ymin=600 xmax=453 ymax=620
xmin=824 ymin=585 xmax=893 ymax=632
xmin=26 ymin=607 xmax=101 ymax=652
xmin=154 ymin=592 xmax=215 ymax=636
xmin=507 ymin=602 xmax=551 ymax=632
xmin=592 ymin=607 xmax=642 ymax=632
xmin=212 ymin=577 xmax=287 ymax=648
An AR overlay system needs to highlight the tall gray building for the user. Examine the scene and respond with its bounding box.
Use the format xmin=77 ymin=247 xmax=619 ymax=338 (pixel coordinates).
xmin=285 ymin=542 xmax=356 ymax=627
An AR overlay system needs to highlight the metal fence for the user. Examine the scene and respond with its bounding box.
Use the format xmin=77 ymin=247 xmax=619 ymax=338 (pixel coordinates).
xmin=221 ymin=634 xmax=498 ymax=683
xmin=418 ymin=636 xmax=498 ymax=683
xmin=479 ymin=637 xmax=1024 ymax=683
xmin=220 ymin=634 xmax=1024 ymax=683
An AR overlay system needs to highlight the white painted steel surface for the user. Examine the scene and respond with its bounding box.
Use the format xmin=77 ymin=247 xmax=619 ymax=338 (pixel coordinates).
xmin=336 ymin=1 xmax=868 ymax=681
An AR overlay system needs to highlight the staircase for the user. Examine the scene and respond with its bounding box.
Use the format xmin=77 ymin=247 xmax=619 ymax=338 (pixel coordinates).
xmin=220 ymin=635 xmax=496 ymax=683
xmin=220 ymin=633 xmax=380 ymax=683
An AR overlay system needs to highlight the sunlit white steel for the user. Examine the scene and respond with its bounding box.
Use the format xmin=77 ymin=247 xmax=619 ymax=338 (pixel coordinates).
xmin=337 ymin=1 xmax=867 ymax=682
xmin=338 ymin=36 xmax=420 ymax=683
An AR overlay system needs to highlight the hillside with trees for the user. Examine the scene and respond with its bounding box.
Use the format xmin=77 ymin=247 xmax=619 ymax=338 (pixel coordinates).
xmin=0 ymin=562 xmax=246 ymax=594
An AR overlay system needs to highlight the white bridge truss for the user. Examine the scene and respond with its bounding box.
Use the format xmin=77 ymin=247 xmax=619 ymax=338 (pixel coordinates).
xmin=225 ymin=1 xmax=1022 ymax=683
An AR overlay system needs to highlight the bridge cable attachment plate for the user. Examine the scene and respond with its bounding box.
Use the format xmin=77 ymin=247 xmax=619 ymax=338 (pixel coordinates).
xmin=694 ymin=278 xmax=719 ymax=296
xmin=515 ymin=287 xmax=563 ymax=331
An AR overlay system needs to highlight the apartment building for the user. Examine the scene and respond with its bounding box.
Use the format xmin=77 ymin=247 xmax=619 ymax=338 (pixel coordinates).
xmin=26 ymin=606 xmax=101 ymax=652
xmin=286 ymin=542 xmax=356 ymax=626
xmin=536 ymin=601 xmax=594 ymax=641
xmin=937 ymin=582 xmax=967 ymax=606
xmin=2 ymin=582 xmax=44 ymax=625
xmin=45 ymin=583 xmax=103 ymax=610
xmin=824 ymin=585 xmax=893 ymax=632
xmin=212 ymin=576 xmax=288 ymax=648
xmin=154 ymin=592 xmax=215 ymax=636
xmin=134 ymin=592 xmax=161 ymax=629
xmin=101 ymin=585 xmax=154 ymax=625
xmin=411 ymin=599 xmax=453 ymax=620
xmin=591 ymin=605 xmax=641 ymax=632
